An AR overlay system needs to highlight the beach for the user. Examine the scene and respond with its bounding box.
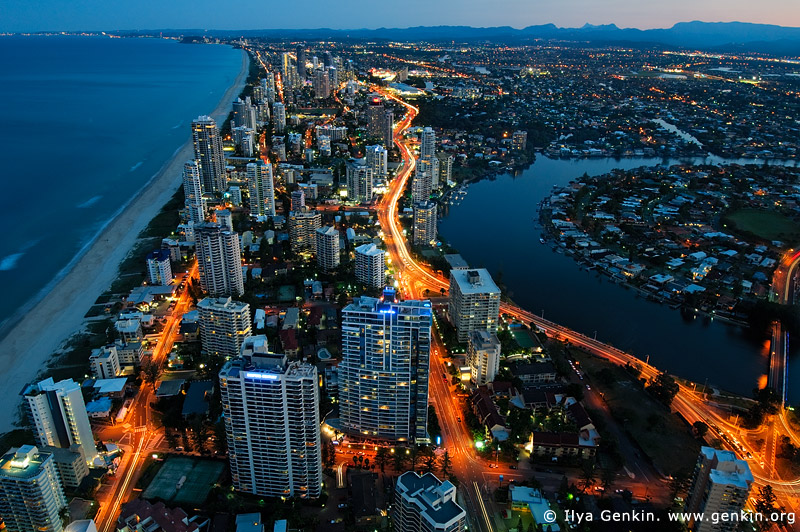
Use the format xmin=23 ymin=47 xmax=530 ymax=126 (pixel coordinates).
xmin=0 ymin=47 xmax=248 ymax=432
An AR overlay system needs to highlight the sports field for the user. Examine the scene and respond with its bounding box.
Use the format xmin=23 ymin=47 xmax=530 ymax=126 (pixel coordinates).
xmin=142 ymin=457 xmax=225 ymax=506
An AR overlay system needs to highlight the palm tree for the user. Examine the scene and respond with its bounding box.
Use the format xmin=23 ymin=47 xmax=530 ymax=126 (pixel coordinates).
xmin=375 ymin=447 xmax=389 ymax=473
xmin=142 ymin=362 xmax=162 ymax=392
xmin=409 ymin=446 xmax=421 ymax=472
xmin=392 ymin=449 xmax=407 ymax=472
xmin=600 ymin=468 xmax=615 ymax=496
xmin=364 ymin=457 xmax=370 ymax=469
xmin=440 ymin=450 xmax=453 ymax=478
xmin=579 ymin=461 xmax=596 ymax=493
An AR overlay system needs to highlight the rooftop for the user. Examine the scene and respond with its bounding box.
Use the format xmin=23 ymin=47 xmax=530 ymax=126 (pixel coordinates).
xmin=450 ymin=268 xmax=500 ymax=295
xmin=396 ymin=471 xmax=465 ymax=527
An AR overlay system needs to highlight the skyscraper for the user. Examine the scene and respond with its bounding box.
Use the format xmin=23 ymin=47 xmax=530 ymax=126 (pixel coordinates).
xmin=394 ymin=472 xmax=466 ymax=532
xmin=467 ymin=330 xmax=501 ymax=386
xmin=346 ymin=159 xmax=373 ymax=204
xmin=312 ymin=69 xmax=331 ymax=99
xmin=420 ymin=127 xmax=436 ymax=159
xmin=366 ymin=97 xmax=385 ymax=139
xmin=232 ymin=97 xmax=257 ymax=130
xmin=295 ymin=45 xmax=307 ymax=79
xmin=191 ymin=116 xmax=226 ymax=194
xmin=418 ymin=156 xmax=440 ymax=190
xmin=685 ymin=447 xmax=753 ymax=532
xmin=195 ymin=223 xmax=244 ymax=297
xmin=182 ymin=160 xmax=206 ymax=224
xmin=22 ymin=378 xmax=98 ymax=464
xmin=340 ymin=289 xmax=432 ymax=442
xmin=246 ymin=161 xmax=276 ymax=218
xmin=365 ymin=145 xmax=388 ymax=178
xmin=315 ymin=226 xmax=340 ymax=272
xmin=354 ymin=243 xmax=385 ymax=288
xmin=0 ymin=446 xmax=67 ymax=532
xmin=448 ymin=269 xmax=501 ymax=342
xmin=382 ymin=109 xmax=394 ymax=146
xmin=412 ymin=168 xmax=433 ymax=204
xmin=146 ymin=249 xmax=172 ymax=286
xmin=197 ymin=297 xmax=252 ymax=358
xmin=272 ymin=102 xmax=286 ymax=134
xmin=219 ymin=336 xmax=322 ymax=499
xmin=289 ymin=209 xmax=322 ymax=252
xmin=412 ymin=201 xmax=437 ymax=247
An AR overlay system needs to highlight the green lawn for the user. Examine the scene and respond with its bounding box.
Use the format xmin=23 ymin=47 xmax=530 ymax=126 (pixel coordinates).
xmin=724 ymin=209 xmax=800 ymax=242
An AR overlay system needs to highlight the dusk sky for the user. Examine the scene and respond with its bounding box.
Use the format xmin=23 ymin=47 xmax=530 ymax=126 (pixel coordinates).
xmin=2 ymin=0 xmax=799 ymax=32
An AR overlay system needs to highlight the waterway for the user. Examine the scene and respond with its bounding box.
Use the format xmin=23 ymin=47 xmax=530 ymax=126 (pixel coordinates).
xmin=439 ymin=155 xmax=798 ymax=399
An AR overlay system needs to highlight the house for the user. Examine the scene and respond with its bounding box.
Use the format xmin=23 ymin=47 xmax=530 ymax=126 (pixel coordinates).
xmin=470 ymin=388 xmax=510 ymax=441
xmin=529 ymin=432 xmax=596 ymax=460
xmin=117 ymin=499 xmax=207 ymax=532
xmin=513 ymin=362 xmax=557 ymax=386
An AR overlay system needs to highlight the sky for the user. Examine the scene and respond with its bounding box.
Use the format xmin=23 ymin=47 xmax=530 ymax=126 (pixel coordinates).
xmin=2 ymin=0 xmax=799 ymax=32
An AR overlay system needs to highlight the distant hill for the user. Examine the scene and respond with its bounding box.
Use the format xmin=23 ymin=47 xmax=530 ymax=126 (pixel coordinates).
xmin=126 ymin=21 xmax=800 ymax=55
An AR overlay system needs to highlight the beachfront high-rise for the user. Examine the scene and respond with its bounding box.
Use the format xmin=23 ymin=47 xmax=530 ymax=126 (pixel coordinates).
xmin=246 ymin=161 xmax=276 ymax=218
xmin=340 ymin=289 xmax=432 ymax=442
xmin=232 ymin=97 xmax=257 ymax=130
xmin=418 ymin=156 xmax=440 ymax=190
xmin=685 ymin=447 xmax=753 ymax=532
xmin=346 ymin=159 xmax=373 ymax=204
xmin=191 ymin=115 xmax=226 ymax=194
xmin=315 ymin=226 xmax=340 ymax=272
xmin=146 ymin=249 xmax=172 ymax=286
xmin=197 ymin=297 xmax=252 ymax=358
xmin=22 ymin=378 xmax=99 ymax=465
xmin=182 ymin=160 xmax=206 ymax=224
xmin=412 ymin=201 xmax=437 ymax=247
xmin=219 ymin=336 xmax=322 ymax=499
xmin=448 ymin=269 xmax=501 ymax=342
xmin=289 ymin=209 xmax=322 ymax=253
xmin=195 ymin=223 xmax=244 ymax=297
xmin=0 ymin=446 xmax=67 ymax=532
xmin=354 ymin=243 xmax=385 ymax=288
xmin=394 ymin=472 xmax=466 ymax=532
xmin=467 ymin=330 xmax=501 ymax=386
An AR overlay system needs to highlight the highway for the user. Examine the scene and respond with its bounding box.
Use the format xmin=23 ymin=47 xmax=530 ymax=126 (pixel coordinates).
xmin=94 ymin=264 xmax=197 ymax=532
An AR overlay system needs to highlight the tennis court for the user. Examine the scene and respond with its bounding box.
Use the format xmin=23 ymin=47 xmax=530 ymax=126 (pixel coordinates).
xmin=142 ymin=457 xmax=225 ymax=506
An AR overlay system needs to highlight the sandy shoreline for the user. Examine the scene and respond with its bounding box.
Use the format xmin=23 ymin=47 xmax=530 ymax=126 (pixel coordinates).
xmin=0 ymin=47 xmax=249 ymax=432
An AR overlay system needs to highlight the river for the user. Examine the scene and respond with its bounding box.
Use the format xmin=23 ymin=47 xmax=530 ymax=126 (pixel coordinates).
xmin=439 ymin=155 xmax=798 ymax=399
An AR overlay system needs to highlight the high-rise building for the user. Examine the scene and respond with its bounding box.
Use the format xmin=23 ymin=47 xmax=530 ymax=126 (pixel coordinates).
xmin=418 ymin=156 xmax=440 ymax=190
xmin=394 ymin=472 xmax=466 ymax=532
xmin=296 ymin=45 xmax=307 ymax=79
xmin=340 ymin=289 xmax=432 ymax=442
xmin=191 ymin=116 xmax=226 ymax=194
xmin=0 ymin=446 xmax=67 ymax=532
xmin=382 ymin=110 xmax=394 ymax=146
xmin=412 ymin=168 xmax=432 ymax=204
xmin=366 ymin=97 xmax=385 ymax=139
xmin=288 ymin=209 xmax=322 ymax=252
xmin=219 ymin=336 xmax=322 ymax=498
xmin=316 ymin=226 xmax=340 ymax=272
xmin=365 ymin=145 xmax=388 ymax=178
xmin=89 ymin=344 xmax=121 ymax=380
xmin=315 ymin=125 xmax=348 ymax=142
xmin=262 ymin=73 xmax=276 ymax=104
xmin=216 ymin=209 xmax=234 ymax=232
xmin=146 ymin=249 xmax=172 ymax=286
xmin=272 ymin=102 xmax=286 ymax=134
xmin=197 ymin=297 xmax=252 ymax=358
xmin=685 ymin=447 xmax=753 ymax=532
xmin=448 ymin=269 xmax=501 ymax=342
xmin=346 ymin=159 xmax=373 ymax=204
xmin=512 ymin=130 xmax=528 ymax=151
xmin=354 ymin=243 xmax=385 ymax=288
xmin=195 ymin=223 xmax=244 ymax=297
xmin=439 ymin=155 xmax=453 ymax=187
xmin=183 ymin=160 xmax=206 ymax=224
xmin=281 ymin=52 xmax=297 ymax=89
xmin=22 ymin=378 xmax=98 ymax=464
xmin=232 ymin=126 xmax=256 ymax=157
xmin=233 ymin=97 xmax=257 ymax=130
xmin=246 ymin=161 xmax=275 ymax=218
xmin=467 ymin=330 xmax=501 ymax=386
xmin=312 ymin=69 xmax=331 ymax=99
xmin=420 ymin=127 xmax=436 ymax=159
xmin=412 ymin=201 xmax=437 ymax=247
xmin=290 ymin=189 xmax=305 ymax=212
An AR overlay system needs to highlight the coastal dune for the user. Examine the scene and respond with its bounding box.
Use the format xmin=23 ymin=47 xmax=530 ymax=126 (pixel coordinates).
xmin=0 ymin=48 xmax=249 ymax=432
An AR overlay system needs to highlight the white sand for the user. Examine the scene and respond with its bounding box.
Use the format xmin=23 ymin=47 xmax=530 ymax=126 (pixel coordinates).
xmin=0 ymin=48 xmax=249 ymax=432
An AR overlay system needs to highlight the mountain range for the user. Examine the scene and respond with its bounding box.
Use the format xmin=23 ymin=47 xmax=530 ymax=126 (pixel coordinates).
xmin=134 ymin=21 xmax=800 ymax=56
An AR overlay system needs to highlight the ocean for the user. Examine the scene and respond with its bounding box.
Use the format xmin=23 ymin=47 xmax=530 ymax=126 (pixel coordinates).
xmin=0 ymin=35 xmax=242 ymax=329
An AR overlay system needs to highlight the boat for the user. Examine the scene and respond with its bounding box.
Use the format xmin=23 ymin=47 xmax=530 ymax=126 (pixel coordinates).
xmin=539 ymin=238 xmax=546 ymax=244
